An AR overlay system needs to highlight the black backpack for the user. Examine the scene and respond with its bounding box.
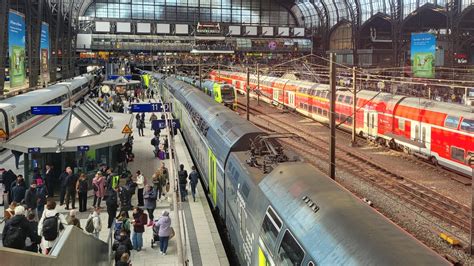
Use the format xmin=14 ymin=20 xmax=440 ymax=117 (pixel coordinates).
xmin=115 ymin=241 xmax=130 ymax=261
xmin=42 ymin=214 xmax=60 ymax=241
xmin=3 ymin=224 xmax=25 ymax=248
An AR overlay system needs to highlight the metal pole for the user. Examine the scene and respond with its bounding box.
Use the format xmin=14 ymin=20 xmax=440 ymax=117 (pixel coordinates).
xmin=351 ymin=66 xmax=357 ymax=146
xmin=329 ymin=53 xmax=336 ymax=180
xmin=199 ymin=56 xmax=202 ymax=87
xmin=257 ymin=63 xmax=260 ymax=106
xmin=471 ymin=164 xmax=474 ymax=255
xmin=246 ymin=67 xmax=250 ymax=121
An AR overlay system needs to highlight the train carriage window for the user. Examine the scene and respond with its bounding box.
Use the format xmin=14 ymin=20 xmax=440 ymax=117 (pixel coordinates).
xmin=460 ymin=119 xmax=474 ymax=133
xmin=315 ymin=91 xmax=321 ymax=97
xmin=261 ymin=206 xmax=283 ymax=253
xmin=323 ymin=109 xmax=328 ymax=117
xmin=278 ymin=230 xmax=305 ymax=266
xmin=398 ymin=119 xmax=405 ymax=131
xmin=344 ymin=96 xmax=352 ymax=104
xmin=337 ymin=95 xmax=344 ymax=102
xmin=444 ymin=116 xmax=460 ymax=129
xmin=422 ymin=127 xmax=426 ymax=144
xmin=451 ymin=147 xmax=465 ymax=162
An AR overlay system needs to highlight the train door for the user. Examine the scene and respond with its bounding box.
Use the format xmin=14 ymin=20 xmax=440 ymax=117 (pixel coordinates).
xmin=208 ymin=148 xmax=217 ymax=207
xmin=287 ymin=91 xmax=295 ymax=108
xmin=364 ymin=111 xmax=378 ymax=137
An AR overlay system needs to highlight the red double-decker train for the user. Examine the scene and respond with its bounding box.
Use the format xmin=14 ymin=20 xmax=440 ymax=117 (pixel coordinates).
xmin=210 ymin=70 xmax=474 ymax=176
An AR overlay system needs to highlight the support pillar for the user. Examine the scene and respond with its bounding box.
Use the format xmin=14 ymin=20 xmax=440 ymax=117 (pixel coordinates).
xmin=329 ymin=53 xmax=336 ymax=180
xmin=0 ymin=0 xmax=9 ymax=95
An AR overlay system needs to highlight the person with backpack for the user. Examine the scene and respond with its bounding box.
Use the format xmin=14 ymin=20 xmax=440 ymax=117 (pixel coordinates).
xmin=86 ymin=207 xmax=102 ymax=238
xmin=178 ymin=164 xmax=188 ymax=201
xmin=143 ymin=184 xmax=157 ymax=226
xmin=2 ymin=206 xmax=35 ymax=250
xmin=76 ymin=173 xmax=88 ymax=212
xmin=135 ymin=170 xmax=145 ymax=207
xmin=131 ymin=206 xmax=147 ymax=251
xmin=93 ymin=172 xmax=105 ymax=208
xmin=188 ymin=166 xmax=200 ymax=202
xmin=24 ymin=181 xmax=38 ymax=213
xmin=25 ymin=211 xmax=41 ymax=253
xmin=112 ymin=230 xmax=133 ymax=265
xmin=38 ymin=199 xmax=68 ymax=255
xmin=114 ymin=211 xmax=131 ymax=240
xmin=106 ymin=186 xmax=119 ymax=229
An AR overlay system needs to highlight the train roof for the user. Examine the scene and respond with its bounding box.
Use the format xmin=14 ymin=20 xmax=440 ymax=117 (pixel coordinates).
xmin=163 ymin=76 xmax=263 ymax=164
xmin=259 ymin=163 xmax=449 ymax=265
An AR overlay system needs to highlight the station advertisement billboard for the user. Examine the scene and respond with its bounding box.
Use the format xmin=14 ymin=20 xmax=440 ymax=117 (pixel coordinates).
xmin=8 ymin=10 xmax=26 ymax=88
xmin=411 ymin=33 xmax=436 ymax=78
xmin=40 ymin=22 xmax=50 ymax=83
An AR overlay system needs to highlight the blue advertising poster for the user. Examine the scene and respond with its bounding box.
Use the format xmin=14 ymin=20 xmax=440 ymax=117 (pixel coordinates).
xmin=8 ymin=10 xmax=26 ymax=88
xmin=411 ymin=33 xmax=436 ymax=78
xmin=40 ymin=23 xmax=50 ymax=82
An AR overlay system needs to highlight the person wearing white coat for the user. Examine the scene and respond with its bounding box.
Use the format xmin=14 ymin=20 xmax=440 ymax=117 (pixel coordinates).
xmin=38 ymin=199 xmax=68 ymax=255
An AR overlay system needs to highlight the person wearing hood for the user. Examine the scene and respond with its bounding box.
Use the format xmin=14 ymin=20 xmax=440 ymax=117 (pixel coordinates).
xmin=156 ymin=210 xmax=172 ymax=255
xmin=112 ymin=229 xmax=133 ymax=265
xmin=38 ymin=199 xmax=68 ymax=255
xmin=2 ymin=206 xmax=35 ymax=250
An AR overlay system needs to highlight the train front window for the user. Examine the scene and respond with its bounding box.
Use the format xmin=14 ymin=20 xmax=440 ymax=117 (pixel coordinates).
xmin=278 ymin=230 xmax=305 ymax=266
xmin=221 ymin=87 xmax=234 ymax=100
xmin=460 ymin=118 xmax=474 ymax=133
xmin=261 ymin=207 xmax=282 ymax=253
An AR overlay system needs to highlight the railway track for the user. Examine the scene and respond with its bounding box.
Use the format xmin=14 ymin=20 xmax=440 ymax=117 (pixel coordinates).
xmin=237 ymin=102 xmax=471 ymax=233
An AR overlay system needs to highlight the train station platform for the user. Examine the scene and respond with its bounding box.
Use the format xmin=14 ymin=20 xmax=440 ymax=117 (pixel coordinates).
xmin=0 ymin=96 xmax=228 ymax=266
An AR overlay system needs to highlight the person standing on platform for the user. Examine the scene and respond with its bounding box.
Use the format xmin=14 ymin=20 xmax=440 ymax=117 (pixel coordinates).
xmin=135 ymin=114 xmax=145 ymax=137
xmin=89 ymin=207 xmax=102 ymax=239
xmin=119 ymin=185 xmax=132 ymax=217
xmin=24 ymin=181 xmax=38 ymax=215
xmin=2 ymin=206 xmax=35 ymax=251
xmin=59 ymin=167 xmax=72 ymax=206
xmin=188 ymin=166 xmax=200 ymax=202
xmin=11 ymin=175 xmax=27 ymax=204
xmin=112 ymin=230 xmax=133 ymax=265
xmin=156 ymin=210 xmax=172 ymax=255
xmin=65 ymin=170 xmax=78 ymax=210
xmin=25 ymin=212 xmax=40 ymax=253
xmin=36 ymin=181 xmax=48 ymax=218
xmin=178 ymin=164 xmax=188 ymax=201
xmin=67 ymin=210 xmax=82 ymax=230
xmin=135 ymin=171 xmax=145 ymax=207
xmin=93 ymin=171 xmax=106 ymax=208
xmin=106 ymin=186 xmax=119 ymax=229
xmin=76 ymin=173 xmax=88 ymax=212
xmin=131 ymin=207 xmax=147 ymax=251
xmin=38 ymin=199 xmax=68 ymax=255
xmin=143 ymin=185 xmax=156 ymax=226
xmin=44 ymin=164 xmax=54 ymax=198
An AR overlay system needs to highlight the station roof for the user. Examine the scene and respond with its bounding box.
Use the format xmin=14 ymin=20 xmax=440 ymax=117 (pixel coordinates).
xmin=4 ymin=102 xmax=133 ymax=153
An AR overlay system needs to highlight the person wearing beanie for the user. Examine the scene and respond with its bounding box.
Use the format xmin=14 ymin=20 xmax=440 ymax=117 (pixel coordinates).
xmin=67 ymin=210 xmax=82 ymax=230
xmin=2 ymin=206 xmax=35 ymax=250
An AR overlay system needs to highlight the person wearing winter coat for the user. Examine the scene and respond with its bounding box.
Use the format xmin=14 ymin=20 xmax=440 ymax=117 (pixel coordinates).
xmin=24 ymin=181 xmax=38 ymax=212
xmin=38 ymin=199 xmax=68 ymax=255
xmin=44 ymin=164 xmax=55 ymax=198
xmin=131 ymin=207 xmax=147 ymax=251
xmin=143 ymin=185 xmax=157 ymax=226
xmin=76 ymin=173 xmax=88 ymax=212
xmin=25 ymin=211 xmax=41 ymax=253
xmin=10 ymin=175 xmax=27 ymax=203
xmin=106 ymin=186 xmax=119 ymax=228
xmin=188 ymin=166 xmax=200 ymax=202
xmin=92 ymin=172 xmax=106 ymax=208
xmin=112 ymin=230 xmax=133 ymax=264
xmin=59 ymin=167 xmax=73 ymax=206
xmin=36 ymin=182 xmax=48 ymax=218
xmin=2 ymin=206 xmax=35 ymax=250
xmin=156 ymin=210 xmax=172 ymax=255
xmin=67 ymin=210 xmax=82 ymax=230
xmin=90 ymin=207 xmax=102 ymax=238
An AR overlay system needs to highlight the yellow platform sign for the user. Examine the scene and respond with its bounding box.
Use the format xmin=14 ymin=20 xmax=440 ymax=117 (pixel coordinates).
xmin=122 ymin=125 xmax=133 ymax=134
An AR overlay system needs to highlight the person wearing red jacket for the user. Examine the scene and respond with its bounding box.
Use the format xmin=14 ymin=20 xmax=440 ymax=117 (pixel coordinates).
xmin=131 ymin=206 xmax=147 ymax=251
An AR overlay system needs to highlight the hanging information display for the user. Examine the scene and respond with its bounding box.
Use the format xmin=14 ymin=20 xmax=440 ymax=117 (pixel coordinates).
xmin=8 ymin=10 xmax=26 ymax=88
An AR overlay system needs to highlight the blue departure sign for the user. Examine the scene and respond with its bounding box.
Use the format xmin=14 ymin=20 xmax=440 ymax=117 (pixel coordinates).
xmin=152 ymin=119 xmax=180 ymax=130
xmin=130 ymin=103 xmax=172 ymax=113
xmin=31 ymin=105 xmax=63 ymax=115
xmin=28 ymin=147 xmax=41 ymax=153
xmin=77 ymin=145 xmax=90 ymax=152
